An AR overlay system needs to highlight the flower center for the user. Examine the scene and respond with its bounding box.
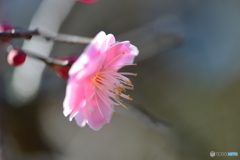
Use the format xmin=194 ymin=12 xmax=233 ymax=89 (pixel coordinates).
xmin=89 ymin=52 xmax=137 ymax=118
xmin=90 ymin=68 xmax=136 ymax=111
xmin=91 ymin=72 xmax=104 ymax=86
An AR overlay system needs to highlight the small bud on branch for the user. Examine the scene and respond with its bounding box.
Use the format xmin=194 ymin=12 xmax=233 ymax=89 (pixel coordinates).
xmin=7 ymin=48 xmax=26 ymax=66
xmin=52 ymin=56 xmax=78 ymax=79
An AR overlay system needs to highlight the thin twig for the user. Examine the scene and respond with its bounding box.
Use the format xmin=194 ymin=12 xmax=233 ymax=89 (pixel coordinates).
xmin=23 ymin=49 xmax=70 ymax=67
xmin=4 ymin=44 xmax=71 ymax=67
xmin=0 ymin=29 xmax=39 ymax=40
xmin=39 ymin=29 xmax=92 ymax=44
xmin=0 ymin=28 xmax=92 ymax=44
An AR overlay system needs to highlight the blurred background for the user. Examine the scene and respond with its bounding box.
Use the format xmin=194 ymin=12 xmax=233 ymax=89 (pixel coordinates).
xmin=0 ymin=0 xmax=240 ymax=159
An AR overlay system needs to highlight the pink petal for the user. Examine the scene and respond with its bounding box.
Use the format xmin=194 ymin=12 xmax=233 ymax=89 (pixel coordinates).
xmin=100 ymin=34 xmax=116 ymax=53
xmin=69 ymin=99 xmax=86 ymax=121
xmin=69 ymin=31 xmax=106 ymax=76
xmin=63 ymin=80 xmax=95 ymax=118
xmin=63 ymin=82 xmax=85 ymax=117
xmin=75 ymin=108 xmax=86 ymax=127
xmin=84 ymin=31 xmax=106 ymax=57
xmin=75 ymin=53 xmax=106 ymax=80
xmin=103 ymin=41 xmax=139 ymax=70
xmin=86 ymin=95 xmax=113 ymax=130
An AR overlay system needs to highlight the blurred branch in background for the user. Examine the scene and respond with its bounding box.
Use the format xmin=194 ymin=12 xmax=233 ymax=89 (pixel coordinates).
xmin=7 ymin=0 xmax=77 ymax=107
xmin=118 ymin=15 xmax=184 ymax=62
xmin=118 ymin=102 xmax=171 ymax=133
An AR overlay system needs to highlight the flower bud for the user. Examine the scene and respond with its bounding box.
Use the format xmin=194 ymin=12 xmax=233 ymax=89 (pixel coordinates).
xmin=0 ymin=23 xmax=13 ymax=42
xmin=7 ymin=48 xmax=27 ymax=66
xmin=78 ymin=0 xmax=98 ymax=3
xmin=52 ymin=56 xmax=78 ymax=79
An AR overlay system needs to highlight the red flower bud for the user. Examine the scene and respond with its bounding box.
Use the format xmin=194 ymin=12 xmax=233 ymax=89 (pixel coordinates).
xmin=0 ymin=23 xmax=13 ymax=42
xmin=78 ymin=0 xmax=98 ymax=3
xmin=7 ymin=48 xmax=27 ymax=66
xmin=52 ymin=56 xmax=78 ymax=79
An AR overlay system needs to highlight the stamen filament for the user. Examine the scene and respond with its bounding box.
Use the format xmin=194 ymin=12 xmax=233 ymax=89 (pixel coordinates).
xmin=96 ymin=91 xmax=116 ymax=112
xmin=91 ymin=60 xmax=135 ymax=112
xmin=118 ymin=72 xmax=137 ymax=76
xmin=95 ymin=94 xmax=105 ymax=119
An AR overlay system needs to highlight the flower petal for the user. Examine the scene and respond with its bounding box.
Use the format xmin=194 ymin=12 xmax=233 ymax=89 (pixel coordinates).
xmin=100 ymin=34 xmax=116 ymax=53
xmin=63 ymin=82 xmax=84 ymax=117
xmin=63 ymin=79 xmax=95 ymax=118
xmin=75 ymin=53 xmax=106 ymax=80
xmin=69 ymin=99 xmax=86 ymax=121
xmin=86 ymin=94 xmax=113 ymax=130
xmin=75 ymin=108 xmax=86 ymax=127
xmin=69 ymin=31 xmax=107 ymax=76
xmin=103 ymin=41 xmax=139 ymax=70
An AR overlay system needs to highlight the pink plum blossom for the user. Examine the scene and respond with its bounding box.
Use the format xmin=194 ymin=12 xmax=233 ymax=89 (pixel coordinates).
xmin=63 ymin=31 xmax=139 ymax=130
xmin=78 ymin=0 xmax=98 ymax=3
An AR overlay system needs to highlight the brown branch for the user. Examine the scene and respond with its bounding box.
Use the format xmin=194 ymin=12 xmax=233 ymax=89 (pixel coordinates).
xmin=0 ymin=28 xmax=92 ymax=44
xmin=0 ymin=29 xmax=39 ymax=40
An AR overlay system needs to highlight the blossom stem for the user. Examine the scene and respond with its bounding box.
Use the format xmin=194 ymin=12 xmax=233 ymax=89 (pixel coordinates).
xmin=0 ymin=28 xmax=92 ymax=44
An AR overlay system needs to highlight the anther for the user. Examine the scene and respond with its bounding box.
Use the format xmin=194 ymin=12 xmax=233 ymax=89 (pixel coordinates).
xmin=127 ymin=81 xmax=132 ymax=85
xmin=128 ymin=96 xmax=133 ymax=101
xmin=133 ymin=63 xmax=137 ymax=66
